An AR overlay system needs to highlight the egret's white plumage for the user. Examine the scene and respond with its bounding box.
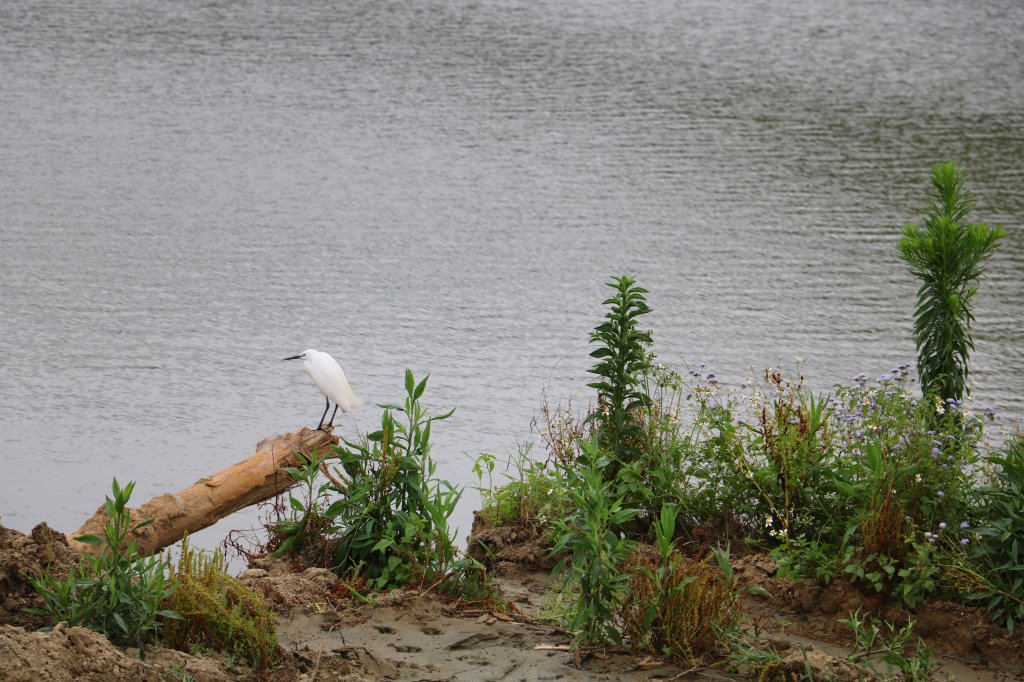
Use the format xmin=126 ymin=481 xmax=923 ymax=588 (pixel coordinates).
xmin=283 ymin=349 xmax=361 ymax=429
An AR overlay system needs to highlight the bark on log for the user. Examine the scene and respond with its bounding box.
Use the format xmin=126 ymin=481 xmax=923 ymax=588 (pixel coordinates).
xmin=69 ymin=427 xmax=339 ymax=556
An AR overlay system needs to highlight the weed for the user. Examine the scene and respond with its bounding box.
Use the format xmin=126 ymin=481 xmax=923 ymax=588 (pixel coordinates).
xmin=27 ymin=479 xmax=180 ymax=654
xmin=618 ymin=506 xmax=737 ymax=663
xmin=840 ymin=608 xmax=935 ymax=681
xmin=160 ymin=535 xmax=280 ymax=669
xmin=472 ymin=444 xmax=571 ymax=529
xmin=326 ymin=370 xmax=460 ymax=588
xmin=771 ymin=536 xmax=839 ymax=585
xmin=170 ymin=662 xmax=197 ymax=682
xmin=586 ymin=275 xmax=653 ymax=479
xmin=952 ymin=436 xmax=1024 ymax=632
xmin=899 ymin=160 xmax=1005 ymax=403
xmin=550 ymin=438 xmax=638 ymax=645
xmin=272 ymin=448 xmax=337 ymax=565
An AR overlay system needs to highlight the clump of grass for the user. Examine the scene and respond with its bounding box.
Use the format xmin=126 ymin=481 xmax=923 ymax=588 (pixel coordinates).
xmin=618 ymin=507 xmax=737 ymax=663
xmin=619 ymin=551 xmax=735 ymax=664
xmin=161 ymin=535 xmax=280 ymax=669
xmin=472 ymin=444 xmax=572 ymax=530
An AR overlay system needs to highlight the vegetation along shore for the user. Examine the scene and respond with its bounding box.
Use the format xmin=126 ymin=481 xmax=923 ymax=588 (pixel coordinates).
xmin=1 ymin=163 xmax=1021 ymax=681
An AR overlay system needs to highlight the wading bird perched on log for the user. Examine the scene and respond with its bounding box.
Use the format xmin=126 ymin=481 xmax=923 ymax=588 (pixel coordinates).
xmin=283 ymin=349 xmax=361 ymax=430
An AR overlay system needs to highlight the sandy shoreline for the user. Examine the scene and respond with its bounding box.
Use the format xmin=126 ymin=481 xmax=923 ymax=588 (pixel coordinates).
xmin=3 ymin=520 xmax=1024 ymax=681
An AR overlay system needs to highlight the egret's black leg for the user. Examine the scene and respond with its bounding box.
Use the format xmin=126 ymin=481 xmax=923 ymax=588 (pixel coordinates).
xmin=328 ymin=403 xmax=339 ymax=426
xmin=317 ymin=397 xmax=331 ymax=430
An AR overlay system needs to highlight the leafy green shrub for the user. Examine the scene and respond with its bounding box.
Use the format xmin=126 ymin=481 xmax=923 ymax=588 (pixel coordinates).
xmin=325 ymin=370 xmax=460 ymax=588
xmin=771 ymin=535 xmax=839 ymax=585
xmin=27 ymin=479 xmax=180 ymax=653
xmin=948 ymin=436 xmax=1024 ymax=632
xmin=161 ymin=536 xmax=280 ymax=668
xmin=550 ymin=440 xmax=638 ymax=645
xmin=272 ymin=371 xmax=490 ymax=598
xmin=898 ymin=161 xmax=1005 ymax=402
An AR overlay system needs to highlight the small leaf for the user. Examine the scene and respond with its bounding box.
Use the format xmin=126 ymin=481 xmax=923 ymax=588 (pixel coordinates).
xmin=73 ymin=534 xmax=102 ymax=545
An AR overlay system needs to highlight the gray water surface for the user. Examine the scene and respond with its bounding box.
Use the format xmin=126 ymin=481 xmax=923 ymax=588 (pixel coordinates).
xmin=2 ymin=0 xmax=1022 ymax=552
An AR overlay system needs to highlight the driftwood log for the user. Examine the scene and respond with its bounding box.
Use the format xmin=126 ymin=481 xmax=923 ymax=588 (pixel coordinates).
xmin=68 ymin=427 xmax=339 ymax=556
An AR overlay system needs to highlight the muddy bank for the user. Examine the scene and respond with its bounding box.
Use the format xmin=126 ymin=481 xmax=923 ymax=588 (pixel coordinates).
xmin=730 ymin=554 xmax=1024 ymax=670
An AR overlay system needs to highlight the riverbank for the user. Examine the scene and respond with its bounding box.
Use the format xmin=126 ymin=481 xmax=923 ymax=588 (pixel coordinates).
xmin=3 ymin=520 xmax=1023 ymax=682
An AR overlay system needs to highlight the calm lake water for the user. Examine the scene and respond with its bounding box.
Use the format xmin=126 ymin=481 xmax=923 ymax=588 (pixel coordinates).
xmin=2 ymin=0 xmax=1022 ymax=556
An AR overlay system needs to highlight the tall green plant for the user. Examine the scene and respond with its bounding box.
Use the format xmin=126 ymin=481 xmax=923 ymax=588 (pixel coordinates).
xmin=898 ymin=161 xmax=1004 ymax=402
xmin=326 ymin=370 xmax=460 ymax=588
xmin=587 ymin=275 xmax=653 ymax=475
xmin=550 ymin=438 xmax=638 ymax=645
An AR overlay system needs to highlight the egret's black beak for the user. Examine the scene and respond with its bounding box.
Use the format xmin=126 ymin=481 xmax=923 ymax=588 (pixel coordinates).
xmin=283 ymin=355 xmax=302 ymax=361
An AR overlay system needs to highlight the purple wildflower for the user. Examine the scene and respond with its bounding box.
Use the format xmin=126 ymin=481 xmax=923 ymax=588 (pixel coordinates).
xmin=960 ymin=538 xmax=970 ymax=546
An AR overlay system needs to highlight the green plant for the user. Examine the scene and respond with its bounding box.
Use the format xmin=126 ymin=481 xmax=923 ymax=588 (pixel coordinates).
xmin=586 ymin=275 xmax=653 ymax=478
xmin=771 ymin=536 xmax=839 ymax=585
xmin=550 ymin=439 xmax=638 ymax=645
xmin=27 ymin=479 xmax=180 ymax=654
xmin=840 ymin=608 xmax=935 ymax=681
xmin=160 ymin=535 xmax=280 ymax=669
xmin=472 ymin=444 xmax=571 ymax=530
xmin=842 ymin=549 xmax=901 ymax=595
xmin=898 ymin=161 xmax=1005 ymax=402
xmin=747 ymin=369 xmax=835 ymax=540
xmin=952 ymin=436 xmax=1024 ymax=632
xmin=170 ymin=662 xmax=197 ymax=682
xmin=618 ymin=505 xmax=737 ymax=663
xmin=272 ymin=448 xmax=336 ymax=564
xmin=326 ymin=370 xmax=460 ymax=588
xmin=895 ymin=541 xmax=941 ymax=608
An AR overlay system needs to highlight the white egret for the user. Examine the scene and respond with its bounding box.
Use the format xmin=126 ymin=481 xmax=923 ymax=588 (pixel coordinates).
xmin=283 ymin=349 xmax=362 ymax=430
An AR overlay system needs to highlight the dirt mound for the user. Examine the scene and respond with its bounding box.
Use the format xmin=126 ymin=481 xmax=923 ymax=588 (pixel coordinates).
xmin=0 ymin=623 xmax=166 ymax=682
xmin=751 ymin=569 xmax=1024 ymax=668
xmin=0 ymin=523 xmax=79 ymax=629
xmin=0 ymin=623 xmax=251 ymax=682
xmin=467 ymin=513 xmax=558 ymax=570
